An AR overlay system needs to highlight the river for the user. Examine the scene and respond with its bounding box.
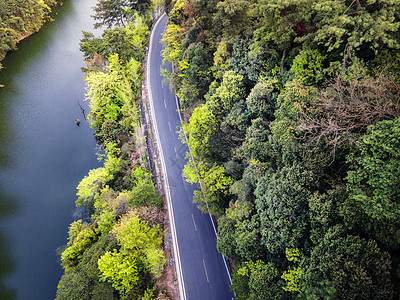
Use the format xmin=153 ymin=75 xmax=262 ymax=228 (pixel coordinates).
xmin=0 ymin=0 xmax=101 ymax=299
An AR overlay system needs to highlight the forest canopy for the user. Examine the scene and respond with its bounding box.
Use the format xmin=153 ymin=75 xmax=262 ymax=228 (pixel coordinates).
xmin=163 ymin=0 xmax=400 ymax=298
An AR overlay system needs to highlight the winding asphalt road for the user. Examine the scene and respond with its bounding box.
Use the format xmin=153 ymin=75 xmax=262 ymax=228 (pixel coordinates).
xmin=147 ymin=14 xmax=234 ymax=300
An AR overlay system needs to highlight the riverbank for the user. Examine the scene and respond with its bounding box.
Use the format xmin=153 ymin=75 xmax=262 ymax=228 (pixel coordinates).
xmin=0 ymin=0 xmax=102 ymax=297
xmin=0 ymin=0 xmax=62 ymax=73
xmin=55 ymin=7 xmax=179 ymax=297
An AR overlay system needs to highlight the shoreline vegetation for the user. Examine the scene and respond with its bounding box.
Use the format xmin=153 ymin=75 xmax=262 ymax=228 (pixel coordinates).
xmin=0 ymin=0 xmax=61 ymax=76
xmin=55 ymin=1 xmax=175 ymax=299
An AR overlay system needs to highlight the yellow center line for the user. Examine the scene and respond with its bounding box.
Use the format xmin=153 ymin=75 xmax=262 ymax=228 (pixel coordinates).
xmin=203 ymin=259 xmax=209 ymax=283
xmin=192 ymin=214 xmax=197 ymax=231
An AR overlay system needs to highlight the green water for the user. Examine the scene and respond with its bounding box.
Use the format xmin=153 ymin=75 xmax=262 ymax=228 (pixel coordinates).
xmin=0 ymin=0 xmax=101 ymax=298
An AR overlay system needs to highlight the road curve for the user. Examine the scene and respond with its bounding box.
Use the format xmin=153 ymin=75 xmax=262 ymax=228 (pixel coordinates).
xmin=146 ymin=14 xmax=234 ymax=300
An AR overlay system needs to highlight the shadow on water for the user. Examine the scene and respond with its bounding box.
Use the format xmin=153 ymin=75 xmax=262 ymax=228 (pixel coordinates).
xmin=0 ymin=2 xmax=74 ymax=295
xmin=0 ymin=79 xmax=18 ymax=299
xmin=0 ymin=237 xmax=15 ymax=299
xmin=0 ymin=0 xmax=93 ymax=300
xmin=0 ymin=105 xmax=11 ymax=169
xmin=0 ymin=188 xmax=18 ymax=299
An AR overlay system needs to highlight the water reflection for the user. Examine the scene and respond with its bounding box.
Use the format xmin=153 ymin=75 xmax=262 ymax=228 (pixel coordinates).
xmin=0 ymin=75 xmax=12 ymax=169
xmin=0 ymin=0 xmax=100 ymax=298
xmin=0 ymin=2 xmax=63 ymax=295
xmin=0 ymin=190 xmax=17 ymax=299
xmin=0 ymin=50 xmax=17 ymax=300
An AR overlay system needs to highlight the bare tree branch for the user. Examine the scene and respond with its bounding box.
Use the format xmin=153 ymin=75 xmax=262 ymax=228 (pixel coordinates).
xmin=298 ymin=68 xmax=400 ymax=153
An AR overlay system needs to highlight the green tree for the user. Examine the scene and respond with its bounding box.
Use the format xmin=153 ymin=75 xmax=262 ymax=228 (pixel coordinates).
xmin=0 ymin=0 xmax=55 ymax=69
xmin=308 ymin=188 xmax=345 ymax=245
xmin=301 ymin=226 xmax=394 ymax=300
xmin=232 ymin=260 xmax=287 ymax=300
xmin=56 ymin=267 xmax=92 ymax=300
xmin=98 ymin=250 xmax=139 ymax=298
xmin=80 ymin=19 xmax=149 ymax=63
xmin=61 ymin=223 xmax=97 ymax=269
xmin=84 ymin=54 xmax=141 ymax=134
xmin=255 ymin=164 xmax=313 ymax=256
xmin=212 ymin=0 xmax=255 ymax=42
xmin=216 ymin=215 xmax=237 ymax=257
xmin=220 ymin=100 xmax=251 ymax=149
xmin=290 ymin=49 xmax=327 ymax=85
xmin=271 ymin=79 xmax=318 ymax=150
xmin=241 ymin=118 xmax=271 ymax=162
xmin=76 ymin=144 xmax=121 ymax=207
xmin=192 ymin=164 xmax=234 ymax=215
xmin=246 ymin=78 xmax=279 ymax=121
xmin=129 ymin=180 xmax=162 ymax=207
xmin=56 ymin=236 xmax=118 ymax=300
xmin=208 ymin=70 xmax=245 ymax=119
xmin=248 ymin=263 xmax=287 ymax=299
xmin=96 ymin=210 xmax=117 ymax=235
xmin=231 ymin=269 xmax=250 ymax=300
xmin=269 ymin=79 xmax=324 ymax=170
xmin=254 ymin=0 xmax=400 ymax=67
xmin=182 ymin=43 xmax=213 ymax=103
xmin=98 ymin=212 xmax=165 ymax=298
xmin=111 ymin=211 xmax=165 ymax=275
xmin=162 ymin=22 xmax=186 ymax=64
xmin=213 ymin=40 xmax=230 ymax=78
xmin=182 ymin=103 xmax=218 ymax=159
xmin=338 ymin=195 xmax=400 ymax=252
xmin=234 ymin=217 xmax=264 ymax=261
xmin=92 ymin=0 xmax=151 ymax=28
xmin=281 ymin=248 xmax=302 ymax=293
xmin=229 ymin=38 xmax=264 ymax=85
xmin=347 ymin=117 xmax=400 ymax=222
xmin=76 ymin=167 xmax=112 ymax=207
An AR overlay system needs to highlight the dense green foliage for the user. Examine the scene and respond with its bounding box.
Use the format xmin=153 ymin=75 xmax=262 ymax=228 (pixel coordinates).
xmin=80 ymin=18 xmax=149 ymax=64
xmin=98 ymin=211 xmax=165 ymax=298
xmin=92 ymin=0 xmax=152 ymax=28
xmin=164 ymin=0 xmax=400 ymax=298
xmin=0 ymin=0 xmax=57 ymax=71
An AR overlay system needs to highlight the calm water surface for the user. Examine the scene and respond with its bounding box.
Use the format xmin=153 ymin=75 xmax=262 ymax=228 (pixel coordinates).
xmin=0 ymin=0 xmax=101 ymax=298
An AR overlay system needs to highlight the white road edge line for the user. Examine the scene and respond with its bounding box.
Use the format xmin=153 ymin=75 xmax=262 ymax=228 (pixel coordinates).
xmin=191 ymin=214 xmax=197 ymax=231
xmin=147 ymin=13 xmax=187 ymax=300
xmin=174 ymin=146 xmax=178 ymax=159
xmin=174 ymin=94 xmax=233 ymax=285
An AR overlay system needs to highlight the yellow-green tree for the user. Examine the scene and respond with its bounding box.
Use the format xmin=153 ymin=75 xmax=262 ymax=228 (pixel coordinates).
xmin=84 ymin=54 xmax=141 ymax=134
xmin=98 ymin=212 xmax=165 ymax=298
